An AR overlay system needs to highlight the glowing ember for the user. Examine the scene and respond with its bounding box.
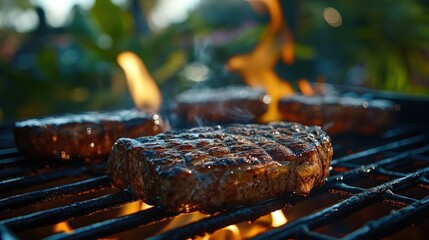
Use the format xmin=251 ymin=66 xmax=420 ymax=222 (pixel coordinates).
xmin=227 ymin=0 xmax=296 ymax=122
xmin=117 ymin=51 xmax=162 ymax=112
xmin=53 ymin=221 xmax=73 ymax=233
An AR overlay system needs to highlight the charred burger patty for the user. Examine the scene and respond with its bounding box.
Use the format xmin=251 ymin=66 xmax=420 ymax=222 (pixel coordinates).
xmin=173 ymin=86 xmax=269 ymax=127
xmin=14 ymin=109 xmax=164 ymax=160
xmin=107 ymin=122 xmax=332 ymax=212
xmin=278 ymin=94 xmax=397 ymax=135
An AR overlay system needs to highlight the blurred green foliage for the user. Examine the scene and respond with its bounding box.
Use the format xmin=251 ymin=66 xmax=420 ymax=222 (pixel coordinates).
xmin=0 ymin=0 xmax=428 ymax=121
xmin=300 ymin=0 xmax=429 ymax=92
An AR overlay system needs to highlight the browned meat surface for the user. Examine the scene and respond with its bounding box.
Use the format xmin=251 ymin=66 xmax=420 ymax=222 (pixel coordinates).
xmin=107 ymin=122 xmax=332 ymax=213
xmin=278 ymin=94 xmax=398 ymax=135
xmin=14 ymin=109 xmax=164 ymax=160
xmin=173 ymin=86 xmax=270 ymax=127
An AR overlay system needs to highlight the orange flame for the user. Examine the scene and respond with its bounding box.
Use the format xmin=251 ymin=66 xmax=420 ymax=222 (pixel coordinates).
xmin=117 ymin=51 xmax=162 ymax=112
xmin=297 ymin=78 xmax=315 ymax=96
xmin=203 ymin=224 xmax=242 ymax=240
xmin=270 ymin=210 xmax=287 ymax=227
xmin=227 ymin=0 xmax=295 ymax=122
xmin=53 ymin=221 xmax=73 ymax=233
xmin=153 ymin=208 xmax=287 ymax=239
xmin=262 ymin=0 xmax=296 ymax=65
xmin=116 ymin=201 xmax=152 ymax=217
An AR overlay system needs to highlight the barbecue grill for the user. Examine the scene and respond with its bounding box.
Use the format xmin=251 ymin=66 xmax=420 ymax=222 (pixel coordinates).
xmin=0 ymin=91 xmax=428 ymax=240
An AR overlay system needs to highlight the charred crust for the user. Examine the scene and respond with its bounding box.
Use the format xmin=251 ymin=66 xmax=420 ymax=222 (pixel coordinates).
xmin=278 ymin=94 xmax=397 ymax=135
xmin=107 ymin=121 xmax=333 ymax=212
xmin=14 ymin=109 xmax=164 ymax=160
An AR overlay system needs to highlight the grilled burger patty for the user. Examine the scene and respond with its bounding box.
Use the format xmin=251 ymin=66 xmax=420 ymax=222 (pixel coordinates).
xmin=278 ymin=94 xmax=397 ymax=135
xmin=14 ymin=109 xmax=164 ymax=160
xmin=107 ymin=122 xmax=332 ymax=212
xmin=173 ymin=86 xmax=269 ymax=127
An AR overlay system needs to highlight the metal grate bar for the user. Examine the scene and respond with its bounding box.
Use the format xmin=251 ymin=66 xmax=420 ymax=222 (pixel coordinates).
xmin=382 ymin=126 xmax=420 ymax=138
xmin=0 ymin=163 xmax=106 ymax=192
xmin=381 ymin=190 xmax=417 ymax=207
xmin=148 ymin=194 xmax=308 ymax=240
xmin=46 ymin=207 xmax=179 ymax=240
xmin=421 ymin=177 xmax=429 ymax=186
xmin=0 ymin=176 xmax=112 ymax=212
xmin=411 ymin=154 xmax=429 ymax=162
xmin=330 ymin=180 xmax=417 ymax=207
xmin=0 ymin=223 xmax=18 ymax=239
xmin=332 ymin=145 xmax=429 ymax=182
xmin=331 ymin=135 xmax=426 ymax=165
xmin=0 ymin=156 xmax=26 ymax=165
xmin=0 ymin=141 xmax=14 ymax=150
xmin=329 ymin=182 xmax=365 ymax=195
xmin=345 ymin=195 xmax=429 ymax=239
xmin=376 ymin=168 xmax=407 ymax=178
xmin=253 ymin=167 xmax=429 ymax=240
xmin=297 ymin=225 xmax=337 ymax=240
xmin=0 ymin=148 xmax=20 ymax=158
xmin=0 ymin=134 xmax=14 ymax=149
xmin=1 ymin=191 xmax=137 ymax=232
xmin=0 ymin=167 xmax=29 ymax=179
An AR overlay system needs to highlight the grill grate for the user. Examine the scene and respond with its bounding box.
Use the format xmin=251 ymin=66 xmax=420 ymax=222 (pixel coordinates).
xmin=0 ymin=123 xmax=428 ymax=239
